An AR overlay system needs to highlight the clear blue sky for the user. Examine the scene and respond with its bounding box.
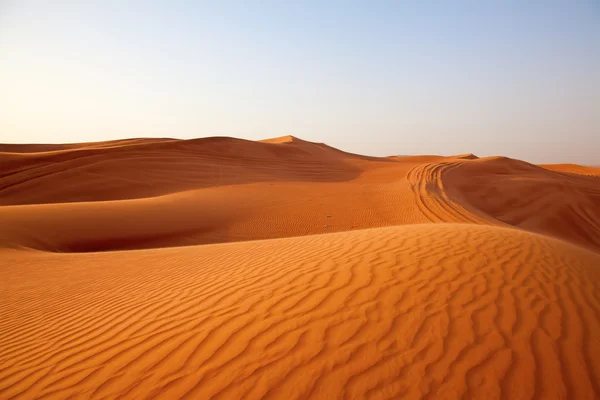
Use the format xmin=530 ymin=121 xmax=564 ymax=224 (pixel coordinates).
xmin=1 ymin=1 xmax=598 ymax=164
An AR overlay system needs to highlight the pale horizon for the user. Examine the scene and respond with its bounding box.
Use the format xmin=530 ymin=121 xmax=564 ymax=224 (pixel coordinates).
xmin=1 ymin=1 xmax=599 ymax=164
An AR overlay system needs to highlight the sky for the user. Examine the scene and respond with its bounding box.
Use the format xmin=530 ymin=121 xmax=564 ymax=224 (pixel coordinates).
xmin=0 ymin=1 xmax=598 ymax=164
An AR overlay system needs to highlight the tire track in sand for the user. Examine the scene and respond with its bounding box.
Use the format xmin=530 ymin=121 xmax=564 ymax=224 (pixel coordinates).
xmin=407 ymin=161 xmax=496 ymax=225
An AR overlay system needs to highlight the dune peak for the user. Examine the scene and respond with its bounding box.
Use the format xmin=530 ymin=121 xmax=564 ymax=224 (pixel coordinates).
xmin=261 ymin=135 xmax=305 ymax=144
xmin=454 ymin=153 xmax=479 ymax=160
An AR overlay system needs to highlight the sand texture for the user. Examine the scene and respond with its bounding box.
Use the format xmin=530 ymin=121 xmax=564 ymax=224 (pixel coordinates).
xmin=1 ymin=136 xmax=600 ymax=399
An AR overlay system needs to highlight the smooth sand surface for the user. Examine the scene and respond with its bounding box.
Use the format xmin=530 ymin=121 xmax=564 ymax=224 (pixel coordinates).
xmin=1 ymin=136 xmax=599 ymax=399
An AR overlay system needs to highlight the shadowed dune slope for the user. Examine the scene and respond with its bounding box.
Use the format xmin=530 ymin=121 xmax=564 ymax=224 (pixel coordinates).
xmin=0 ymin=138 xmax=176 ymax=154
xmin=443 ymin=157 xmax=600 ymax=252
xmin=1 ymin=224 xmax=600 ymax=399
xmin=0 ymin=136 xmax=388 ymax=206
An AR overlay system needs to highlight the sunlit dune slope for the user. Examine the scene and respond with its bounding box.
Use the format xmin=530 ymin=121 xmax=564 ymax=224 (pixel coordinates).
xmin=541 ymin=163 xmax=600 ymax=176
xmin=1 ymin=224 xmax=600 ymax=399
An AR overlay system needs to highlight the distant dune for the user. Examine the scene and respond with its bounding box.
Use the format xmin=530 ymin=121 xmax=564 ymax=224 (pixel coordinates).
xmin=1 ymin=136 xmax=599 ymax=399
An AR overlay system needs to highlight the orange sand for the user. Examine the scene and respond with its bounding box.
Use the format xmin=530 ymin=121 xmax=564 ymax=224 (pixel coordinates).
xmin=1 ymin=136 xmax=599 ymax=399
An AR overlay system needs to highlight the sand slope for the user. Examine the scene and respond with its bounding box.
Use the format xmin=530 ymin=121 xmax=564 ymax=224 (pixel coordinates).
xmin=1 ymin=136 xmax=600 ymax=399
xmin=445 ymin=157 xmax=600 ymax=252
xmin=2 ymin=224 xmax=600 ymax=399
xmin=0 ymin=136 xmax=377 ymax=206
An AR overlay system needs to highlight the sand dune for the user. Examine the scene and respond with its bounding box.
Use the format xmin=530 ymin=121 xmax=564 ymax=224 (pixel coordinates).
xmin=2 ymin=225 xmax=600 ymax=399
xmin=541 ymin=163 xmax=600 ymax=176
xmin=444 ymin=157 xmax=600 ymax=252
xmin=1 ymin=136 xmax=600 ymax=399
xmin=0 ymin=136 xmax=380 ymax=206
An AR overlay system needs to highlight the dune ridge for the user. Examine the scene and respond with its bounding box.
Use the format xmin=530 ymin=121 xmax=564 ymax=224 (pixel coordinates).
xmin=1 ymin=136 xmax=600 ymax=399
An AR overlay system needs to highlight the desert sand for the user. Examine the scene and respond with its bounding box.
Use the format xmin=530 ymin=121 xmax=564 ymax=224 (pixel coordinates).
xmin=1 ymin=135 xmax=599 ymax=399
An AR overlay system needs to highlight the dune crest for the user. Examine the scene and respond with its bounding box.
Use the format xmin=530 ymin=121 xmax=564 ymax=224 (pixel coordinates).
xmin=260 ymin=135 xmax=305 ymax=144
xmin=1 ymin=136 xmax=600 ymax=399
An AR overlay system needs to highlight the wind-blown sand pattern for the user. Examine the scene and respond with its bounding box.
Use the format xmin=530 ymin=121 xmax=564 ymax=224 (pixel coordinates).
xmin=1 ymin=136 xmax=599 ymax=399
